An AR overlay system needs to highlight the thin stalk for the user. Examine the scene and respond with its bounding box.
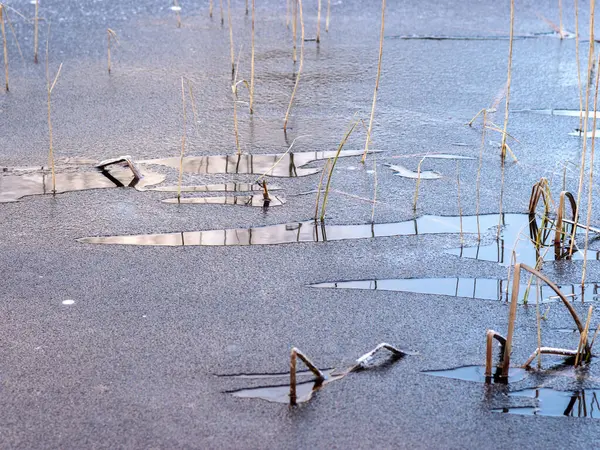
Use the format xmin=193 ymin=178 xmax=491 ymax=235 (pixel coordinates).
xmin=1 ymin=4 xmax=8 ymax=92
xmin=559 ymin=0 xmax=563 ymax=38
xmin=325 ymin=0 xmax=331 ymax=32
xmin=209 ymin=0 xmax=213 ymax=18
xmin=316 ymin=0 xmax=321 ymax=43
xmin=220 ymin=0 xmax=224 ymax=25
xmin=582 ymin=53 xmax=600 ymax=286
xmin=107 ymin=29 xmax=111 ymax=74
xmin=362 ymin=0 xmax=386 ymax=163
xmin=371 ymin=150 xmax=377 ymax=222
xmin=107 ymin=29 xmax=118 ymax=74
xmin=576 ymin=0 xmax=583 ymax=130
xmin=412 ymin=157 xmax=425 ymax=212
xmin=46 ymin=26 xmax=62 ymax=194
xmin=498 ymin=159 xmax=506 ymax=238
xmin=245 ymin=0 xmax=249 ymax=15
xmin=227 ymin=0 xmax=234 ymax=75
xmin=575 ymin=305 xmax=593 ymax=366
xmin=571 ymin=0 xmax=596 ymax=256
xmin=249 ymin=0 xmax=255 ymax=113
xmin=314 ymin=158 xmax=331 ymax=220
xmin=292 ymin=0 xmax=297 ymax=63
xmin=34 ymin=0 xmax=38 ymax=63
xmin=286 ymin=0 xmax=290 ymax=28
xmin=500 ymin=0 xmax=515 ymax=160
xmin=457 ymin=161 xmax=463 ymax=243
xmin=535 ymin=278 xmax=542 ymax=368
xmin=174 ymin=0 xmax=181 ymax=28
xmin=475 ymin=110 xmax=487 ymax=240
xmin=283 ymin=0 xmax=304 ymax=131
xmin=178 ymin=77 xmax=187 ymax=202
xmin=320 ymin=119 xmax=359 ymax=221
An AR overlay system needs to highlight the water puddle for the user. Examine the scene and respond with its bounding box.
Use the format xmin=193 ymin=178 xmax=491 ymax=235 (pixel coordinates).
xmin=78 ymin=213 xmax=501 ymax=246
xmin=493 ymin=387 xmax=600 ymax=418
xmin=162 ymin=194 xmax=286 ymax=207
xmin=0 ymin=168 xmax=165 ymax=203
xmin=139 ymin=150 xmax=372 ymax=177
xmin=423 ymin=366 xmax=528 ymax=383
xmin=150 ymin=182 xmax=282 ymax=193
xmin=385 ymin=164 xmax=441 ymax=179
xmin=514 ymin=109 xmax=600 ymax=119
xmin=310 ymin=278 xmax=600 ymax=303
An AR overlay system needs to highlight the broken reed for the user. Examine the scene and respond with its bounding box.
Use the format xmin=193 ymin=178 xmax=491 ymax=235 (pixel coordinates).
xmin=34 ymin=0 xmax=38 ymax=63
xmin=316 ymin=0 xmax=321 ymax=43
xmin=319 ymin=119 xmax=359 ymax=221
xmin=232 ymin=53 xmax=249 ymax=155
xmin=362 ymin=0 xmax=386 ymax=163
xmin=249 ymin=0 xmax=255 ymax=113
xmin=500 ymin=0 xmax=514 ymax=160
xmin=289 ymin=347 xmax=324 ymax=406
xmin=581 ymin=52 xmax=600 ymax=285
xmin=571 ymin=0 xmax=596 ymax=257
xmin=1 ymin=4 xmax=7 ymax=91
xmin=107 ymin=28 xmax=118 ymax=74
xmin=283 ymin=0 xmax=304 ymax=131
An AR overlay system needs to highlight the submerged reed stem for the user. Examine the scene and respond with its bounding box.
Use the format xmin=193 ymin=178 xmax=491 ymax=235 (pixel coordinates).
xmin=362 ymin=0 xmax=386 ymax=163
xmin=500 ymin=0 xmax=514 ymax=160
xmin=283 ymin=0 xmax=304 ymax=131
xmin=107 ymin=29 xmax=118 ymax=74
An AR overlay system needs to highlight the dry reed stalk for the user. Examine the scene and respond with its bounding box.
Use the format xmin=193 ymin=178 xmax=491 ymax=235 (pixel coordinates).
xmin=3 ymin=8 xmax=23 ymax=64
xmin=457 ymin=161 xmax=463 ymax=242
xmin=590 ymin=323 xmax=600 ymax=350
xmin=173 ymin=0 xmax=182 ymax=27
xmin=283 ymin=0 xmax=304 ymax=131
xmin=412 ymin=157 xmax=426 ymax=212
xmin=254 ymin=134 xmax=306 ymax=183
xmin=484 ymin=330 xmax=506 ymax=377
xmin=316 ymin=0 xmax=321 ymax=43
xmin=286 ymin=0 xmax=290 ymax=28
xmin=320 ymin=119 xmax=360 ymax=221
xmin=209 ymin=0 xmax=213 ymax=18
xmin=314 ymin=158 xmax=331 ymax=220
xmin=500 ymin=0 xmax=514 ymax=160
xmin=45 ymin=26 xmax=62 ymax=194
xmin=581 ymin=52 xmax=600 ymax=285
xmin=227 ymin=0 xmax=234 ymax=75
xmin=246 ymin=0 xmax=249 ymax=15
xmin=1 ymin=5 xmax=7 ymax=92
xmin=249 ymin=0 xmax=255 ymax=114
xmin=107 ymin=29 xmax=118 ymax=74
xmin=177 ymin=77 xmax=188 ymax=202
xmin=371 ymin=151 xmax=377 ymax=222
xmin=292 ymin=0 xmax=297 ymax=62
xmin=575 ymin=0 xmax=583 ymax=130
xmin=219 ymin=0 xmax=224 ymax=25
xmin=559 ymin=0 xmax=563 ymax=38
xmin=535 ymin=278 xmax=542 ymax=368
xmin=522 ymin=347 xmax=578 ymax=368
xmin=362 ymin=0 xmax=386 ymax=163
xmin=289 ymin=347 xmax=325 ymax=406
xmin=475 ymin=110 xmax=487 ymax=240
xmin=34 ymin=0 xmax=38 ymax=63
xmin=325 ymin=0 xmax=330 ymax=32
xmin=575 ymin=305 xmax=593 ymax=366
xmin=571 ymin=0 xmax=596 ymax=256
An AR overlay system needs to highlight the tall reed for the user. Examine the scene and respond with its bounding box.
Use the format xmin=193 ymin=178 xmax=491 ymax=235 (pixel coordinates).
xmin=283 ymin=0 xmax=304 ymax=131
xmin=0 ymin=4 xmax=8 ymax=92
xmin=570 ymin=0 xmax=595 ymax=256
xmin=362 ymin=0 xmax=386 ymax=163
xmin=500 ymin=0 xmax=514 ymax=160
xmin=249 ymin=0 xmax=255 ymax=113
xmin=178 ymin=77 xmax=187 ymax=202
xmin=46 ymin=25 xmax=62 ymax=193
xmin=575 ymin=0 xmax=583 ymax=130
xmin=316 ymin=0 xmax=321 ymax=43
xmin=581 ymin=52 xmax=600 ymax=285
xmin=227 ymin=0 xmax=234 ymax=75
xmin=292 ymin=0 xmax=297 ymax=63
xmin=371 ymin=151 xmax=377 ymax=222
xmin=33 ymin=0 xmax=38 ymax=63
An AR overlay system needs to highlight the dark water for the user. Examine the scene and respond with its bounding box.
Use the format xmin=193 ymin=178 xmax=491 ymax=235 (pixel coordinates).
xmin=310 ymin=278 xmax=600 ymax=303
xmin=494 ymin=388 xmax=600 ymax=418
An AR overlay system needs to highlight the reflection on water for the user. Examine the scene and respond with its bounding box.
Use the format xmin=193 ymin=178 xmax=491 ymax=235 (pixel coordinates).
xmin=494 ymin=388 xmax=600 ymax=418
xmin=140 ymin=150 xmax=371 ymax=177
xmin=423 ymin=366 xmax=528 ymax=383
xmin=162 ymin=194 xmax=286 ymax=207
xmin=385 ymin=163 xmax=441 ymax=179
xmin=79 ymin=213 xmax=502 ymax=246
xmin=226 ymin=369 xmax=344 ymax=404
xmin=0 ymin=168 xmax=165 ymax=203
xmin=150 ymin=182 xmax=281 ymax=193
xmin=310 ymin=278 xmax=600 ymax=303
